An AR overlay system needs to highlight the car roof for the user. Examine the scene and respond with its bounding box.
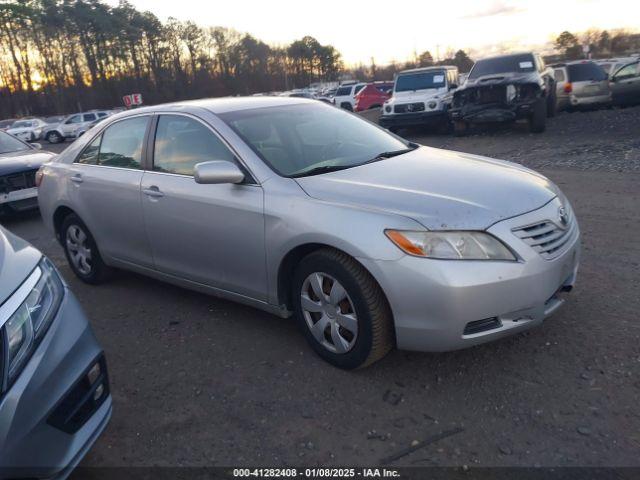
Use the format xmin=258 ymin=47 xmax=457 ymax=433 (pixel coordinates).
xmin=398 ymin=65 xmax=457 ymax=74
xmin=477 ymin=52 xmax=535 ymax=61
xmin=110 ymin=96 xmax=315 ymax=117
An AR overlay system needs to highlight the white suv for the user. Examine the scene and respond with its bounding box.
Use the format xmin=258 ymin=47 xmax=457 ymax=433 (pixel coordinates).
xmin=379 ymin=66 xmax=459 ymax=132
xmin=333 ymin=82 xmax=366 ymax=111
xmin=43 ymin=110 xmax=111 ymax=144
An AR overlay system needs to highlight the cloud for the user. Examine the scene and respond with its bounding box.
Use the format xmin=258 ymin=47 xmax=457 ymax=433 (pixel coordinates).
xmin=460 ymin=1 xmax=525 ymax=19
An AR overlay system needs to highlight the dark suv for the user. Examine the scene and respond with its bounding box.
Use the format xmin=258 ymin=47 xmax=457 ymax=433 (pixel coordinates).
xmin=449 ymin=52 xmax=556 ymax=134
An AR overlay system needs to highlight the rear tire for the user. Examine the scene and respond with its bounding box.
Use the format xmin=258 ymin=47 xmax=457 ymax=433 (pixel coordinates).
xmin=292 ymin=248 xmax=394 ymax=369
xmin=61 ymin=214 xmax=113 ymax=284
xmin=529 ymin=99 xmax=547 ymax=133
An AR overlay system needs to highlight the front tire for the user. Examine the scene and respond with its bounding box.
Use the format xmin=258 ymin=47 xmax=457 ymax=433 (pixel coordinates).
xmin=292 ymin=248 xmax=394 ymax=369
xmin=529 ymin=99 xmax=547 ymax=133
xmin=453 ymin=120 xmax=468 ymax=136
xmin=61 ymin=214 xmax=112 ymax=284
xmin=46 ymin=131 xmax=63 ymax=144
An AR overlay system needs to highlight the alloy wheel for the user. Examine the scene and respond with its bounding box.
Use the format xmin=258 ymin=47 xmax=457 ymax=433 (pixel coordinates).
xmin=66 ymin=225 xmax=93 ymax=275
xmin=300 ymin=272 xmax=358 ymax=354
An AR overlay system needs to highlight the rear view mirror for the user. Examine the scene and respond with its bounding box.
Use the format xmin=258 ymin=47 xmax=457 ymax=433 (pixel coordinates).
xmin=194 ymin=160 xmax=244 ymax=185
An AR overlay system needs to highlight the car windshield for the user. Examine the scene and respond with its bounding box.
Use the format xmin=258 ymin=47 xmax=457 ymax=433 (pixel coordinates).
xmin=220 ymin=103 xmax=411 ymax=177
xmin=395 ymin=72 xmax=446 ymax=92
xmin=0 ymin=131 xmax=30 ymax=154
xmin=10 ymin=121 xmax=32 ymax=128
xmin=567 ymin=63 xmax=607 ymax=82
xmin=469 ymin=54 xmax=536 ymax=79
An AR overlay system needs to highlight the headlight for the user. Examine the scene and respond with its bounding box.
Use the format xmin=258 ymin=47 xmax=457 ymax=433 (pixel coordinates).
xmin=2 ymin=258 xmax=64 ymax=387
xmin=385 ymin=105 xmax=392 ymax=113
xmin=385 ymin=230 xmax=516 ymax=260
xmin=428 ymin=101 xmax=437 ymax=109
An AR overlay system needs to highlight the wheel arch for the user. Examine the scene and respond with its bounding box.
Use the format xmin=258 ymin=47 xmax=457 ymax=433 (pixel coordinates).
xmin=53 ymin=205 xmax=78 ymax=242
xmin=276 ymin=242 xmax=393 ymax=321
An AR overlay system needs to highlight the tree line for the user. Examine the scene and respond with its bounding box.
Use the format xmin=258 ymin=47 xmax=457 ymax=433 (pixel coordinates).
xmin=0 ymin=0 xmax=343 ymax=117
xmin=554 ymin=29 xmax=640 ymax=60
xmin=2 ymin=1 xmax=638 ymax=119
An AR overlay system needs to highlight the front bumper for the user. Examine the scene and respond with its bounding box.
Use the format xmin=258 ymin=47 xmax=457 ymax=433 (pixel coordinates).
xmin=359 ymin=198 xmax=580 ymax=352
xmin=449 ymin=101 xmax=536 ymax=123
xmin=379 ymin=110 xmax=447 ymax=128
xmin=0 ymin=288 xmax=111 ymax=479
xmin=0 ymin=187 xmax=39 ymax=214
xmin=570 ymin=93 xmax=611 ymax=107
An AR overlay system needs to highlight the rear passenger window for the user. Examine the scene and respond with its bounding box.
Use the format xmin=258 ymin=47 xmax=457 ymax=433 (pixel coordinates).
xmin=98 ymin=116 xmax=148 ymax=169
xmin=77 ymin=135 xmax=101 ymax=165
xmin=153 ymin=115 xmax=235 ymax=176
xmin=83 ymin=113 xmax=96 ymax=122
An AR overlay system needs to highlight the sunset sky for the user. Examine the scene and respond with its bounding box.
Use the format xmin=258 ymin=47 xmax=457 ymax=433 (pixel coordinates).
xmin=104 ymin=0 xmax=639 ymax=64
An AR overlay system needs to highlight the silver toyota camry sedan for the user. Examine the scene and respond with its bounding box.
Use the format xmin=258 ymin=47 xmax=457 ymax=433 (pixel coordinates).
xmin=37 ymin=97 xmax=580 ymax=369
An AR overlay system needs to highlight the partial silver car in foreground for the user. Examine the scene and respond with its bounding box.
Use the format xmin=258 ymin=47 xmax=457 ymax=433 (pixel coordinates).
xmin=0 ymin=226 xmax=111 ymax=478
xmin=38 ymin=97 xmax=580 ymax=368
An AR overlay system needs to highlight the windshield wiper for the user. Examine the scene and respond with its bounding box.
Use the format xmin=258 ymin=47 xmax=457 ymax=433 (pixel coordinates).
xmin=364 ymin=143 xmax=419 ymax=163
xmin=289 ymin=165 xmax=352 ymax=178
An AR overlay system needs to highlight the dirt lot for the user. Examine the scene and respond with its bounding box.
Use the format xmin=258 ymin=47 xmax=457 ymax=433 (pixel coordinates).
xmin=3 ymin=106 xmax=640 ymax=470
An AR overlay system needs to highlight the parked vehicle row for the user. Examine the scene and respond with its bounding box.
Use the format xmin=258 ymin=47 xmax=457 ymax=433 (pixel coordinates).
xmin=372 ymin=53 xmax=640 ymax=135
xmin=0 ymin=110 xmax=116 ymax=146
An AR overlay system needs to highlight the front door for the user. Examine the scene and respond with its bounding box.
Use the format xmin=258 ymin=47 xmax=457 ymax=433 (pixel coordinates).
xmin=611 ymin=61 xmax=640 ymax=105
xmin=141 ymin=114 xmax=267 ymax=301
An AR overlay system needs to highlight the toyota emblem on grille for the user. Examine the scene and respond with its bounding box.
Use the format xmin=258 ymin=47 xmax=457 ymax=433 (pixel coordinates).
xmin=558 ymin=207 xmax=569 ymax=227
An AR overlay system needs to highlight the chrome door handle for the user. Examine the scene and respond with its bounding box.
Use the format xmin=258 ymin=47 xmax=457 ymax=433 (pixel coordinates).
xmin=142 ymin=186 xmax=164 ymax=198
xmin=70 ymin=175 xmax=83 ymax=184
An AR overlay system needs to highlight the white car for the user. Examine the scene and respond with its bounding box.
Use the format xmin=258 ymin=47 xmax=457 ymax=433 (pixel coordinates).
xmin=43 ymin=111 xmax=111 ymax=144
xmin=333 ymin=82 xmax=366 ymax=110
xmin=379 ymin=66 xmax=459 ymax=132
xmin=6 ymin=119 xmax=47 ymax=142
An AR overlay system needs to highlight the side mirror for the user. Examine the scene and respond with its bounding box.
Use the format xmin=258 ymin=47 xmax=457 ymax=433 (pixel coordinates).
xmin=194 ymin=160 xmax=245 ymax=185
xmin=32 ymin=143 xmax=42 ymax=150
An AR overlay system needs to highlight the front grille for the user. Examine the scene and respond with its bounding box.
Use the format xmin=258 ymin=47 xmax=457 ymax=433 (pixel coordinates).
xmin=394 ymin=102 xmax=425 ymax=113
xmin=476 ymin=86 xmax=506 ymax=104
xmin=0 ymin=169 xmax=37 ymax=194
xmin=512 ymin=205 xmax=577 ymax=260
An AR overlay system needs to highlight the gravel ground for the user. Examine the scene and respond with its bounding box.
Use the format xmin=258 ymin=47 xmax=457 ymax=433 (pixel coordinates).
xmin=3 ymin=106 xmax=640 ymax=471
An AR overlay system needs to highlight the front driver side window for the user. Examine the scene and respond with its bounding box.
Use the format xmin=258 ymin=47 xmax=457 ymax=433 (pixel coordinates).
xmin=614 ymin=63 xmax=639 ymax=80
xmin=153 ymin=115 xmax=236 ymax=176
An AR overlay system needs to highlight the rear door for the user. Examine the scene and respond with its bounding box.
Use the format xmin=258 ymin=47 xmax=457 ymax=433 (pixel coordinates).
xmin=140 ymin=113 xmax=267 ymax=300
xmin=68 ymin=115 xmax=154 ymax=267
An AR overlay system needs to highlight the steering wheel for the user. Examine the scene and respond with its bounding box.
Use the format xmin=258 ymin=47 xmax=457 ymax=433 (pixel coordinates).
xmin=320 ymin=141 xmax=345 ymax=161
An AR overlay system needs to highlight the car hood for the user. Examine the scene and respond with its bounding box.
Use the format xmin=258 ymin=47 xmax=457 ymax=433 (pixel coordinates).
xmin=391 ymin=87 xmax=447 ymax=102
xmin=0 ymin=150 xmax=55 ymax=176
xmin=7 ymin=127 xmax=35 ymax=134
xmin=461 ymin=71 xmax=541 ymax=90
xmin=0 ymin=226 xmax=42 ymax=306
xmin=294 ymin=146 xmax=557 ymax=230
